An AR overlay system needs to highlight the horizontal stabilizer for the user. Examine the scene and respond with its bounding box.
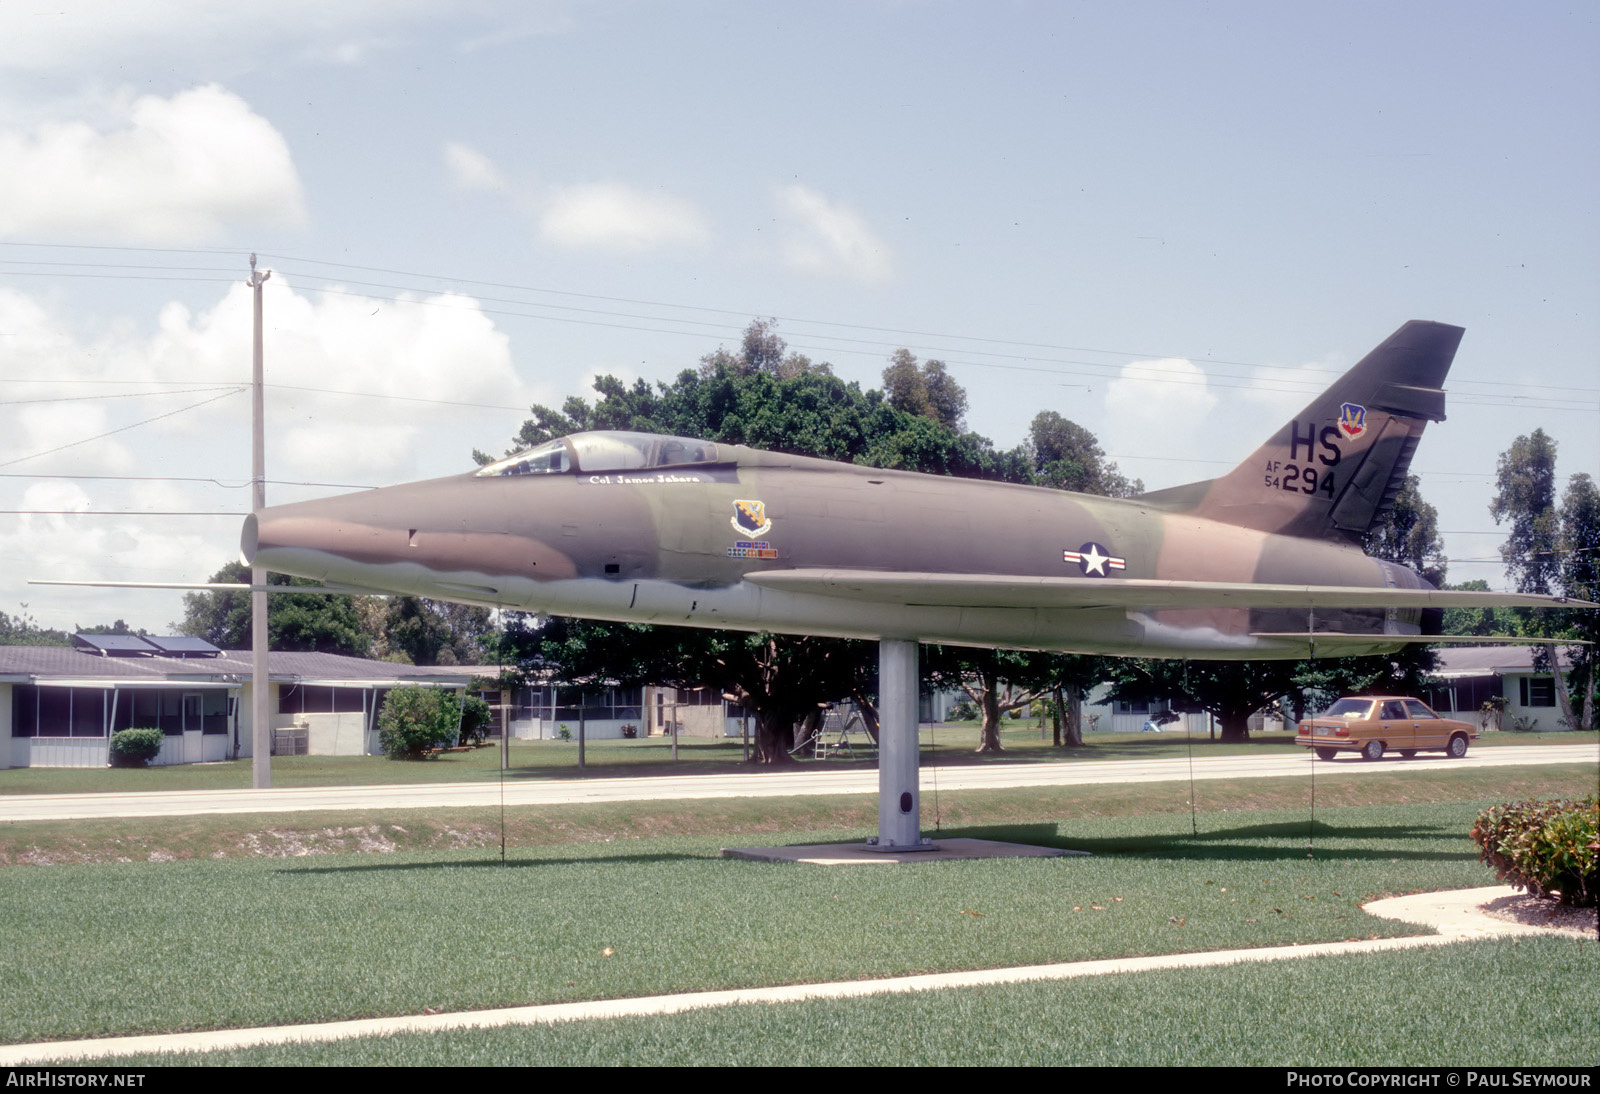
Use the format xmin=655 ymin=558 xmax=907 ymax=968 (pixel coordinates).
xmin=746 ymin=570 xmax=1593 ymax=612
xmin=1250 ymin=632 xmax=1594 ymax=657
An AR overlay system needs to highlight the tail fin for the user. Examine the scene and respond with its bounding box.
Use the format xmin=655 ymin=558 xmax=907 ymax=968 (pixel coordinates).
xmin=1137 ymin=320 xmax=1462 ymax=540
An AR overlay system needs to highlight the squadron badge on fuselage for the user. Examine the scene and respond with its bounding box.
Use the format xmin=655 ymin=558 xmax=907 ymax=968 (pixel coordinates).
xmin=731 ymin=499 xmax=772 ymax=539
xmin=1337 ymin=402 xmax=1368 ymax=440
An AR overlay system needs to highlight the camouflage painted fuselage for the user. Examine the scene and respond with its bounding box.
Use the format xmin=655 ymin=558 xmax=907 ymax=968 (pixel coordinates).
xmin=245 ymin=442 xmax=1425 ymax=659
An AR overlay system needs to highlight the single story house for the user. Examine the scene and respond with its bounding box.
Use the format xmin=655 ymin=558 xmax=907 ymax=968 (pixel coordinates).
xmin=1424 ymin=644 xmax=1578 ymax=731
xmin=2 ymin=635 xmax=467 ymax=768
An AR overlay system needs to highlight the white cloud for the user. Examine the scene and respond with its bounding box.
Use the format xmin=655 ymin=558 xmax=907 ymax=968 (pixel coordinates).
xmin=442 ymin=142 xmax=711 ymax=253
xmin=0 ymin=279 xmax=526 ymax=628
xmin=147 ymin=277 xmax=521 ymax=478
xmin=444 ymin=141 xmax=509 ymax=192
xmin=1102 ymin=357 xmax=1220 ymax=466
xmin=0 ymin=85 xmax=306 ymax=244
xmin=0 ymin=1 xmax=468 ymax=74
xmin=773 ymin=183 xmax=893 ymax=285
xmin=538 ymin=182 xmax=710 ymax=251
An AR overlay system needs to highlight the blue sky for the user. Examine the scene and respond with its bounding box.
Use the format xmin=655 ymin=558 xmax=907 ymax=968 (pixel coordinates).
xmin=1 ymin=1 xmax=1596 ymax=631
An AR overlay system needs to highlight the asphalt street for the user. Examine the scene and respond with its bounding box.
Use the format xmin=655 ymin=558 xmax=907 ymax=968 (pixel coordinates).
xmin=1 ymin=744 xmax=1593 ymax=821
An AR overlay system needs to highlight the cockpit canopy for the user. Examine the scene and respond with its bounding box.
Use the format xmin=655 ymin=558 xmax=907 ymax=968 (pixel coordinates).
xmin=475 ymin=431 xmax=722 ymax=477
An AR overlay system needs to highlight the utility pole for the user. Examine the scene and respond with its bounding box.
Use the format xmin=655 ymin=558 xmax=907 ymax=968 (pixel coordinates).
xmin=249 ymin=255 xmax=272 ymax=790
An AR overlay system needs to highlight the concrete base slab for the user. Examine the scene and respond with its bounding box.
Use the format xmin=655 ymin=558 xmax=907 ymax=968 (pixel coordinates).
xmin=722 ymin=837 xmax=1087 ymax=864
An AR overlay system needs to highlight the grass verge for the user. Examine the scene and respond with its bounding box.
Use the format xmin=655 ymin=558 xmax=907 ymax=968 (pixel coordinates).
xmin=0 ymin=727 xmax=1592 ymax=796
xmin=2 ymin=779 xmax=1594 ymax=1045
xmin=1 ymin=763 xmax=1591 ymax=866
xmin=99 ymin=936 xmax=1598 ymax=1067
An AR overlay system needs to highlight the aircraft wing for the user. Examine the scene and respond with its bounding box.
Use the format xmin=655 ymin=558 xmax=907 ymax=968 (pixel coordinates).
xmin=744 ymin=570 xmax=1592 ymax=611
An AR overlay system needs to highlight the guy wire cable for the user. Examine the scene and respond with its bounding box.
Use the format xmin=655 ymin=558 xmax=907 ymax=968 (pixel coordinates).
xmin=1184 ymin=660 xmax=1198 ymax=837
xmin=1307 ymin=625 xmax=1317 ymax=859
xmin=496 ymin=608 xmax=507 ymax=866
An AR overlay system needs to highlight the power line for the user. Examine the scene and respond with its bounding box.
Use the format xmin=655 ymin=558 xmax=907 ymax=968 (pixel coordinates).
xmin=0 ymin=388 xmax=245 ymax=469
xmin=0 ymin=472 xmax=374 ymax=489
xmin=5 ymin=241 xmax=1594 ymax=398
xmin=0 ymin=385 xmax=240 ymax=407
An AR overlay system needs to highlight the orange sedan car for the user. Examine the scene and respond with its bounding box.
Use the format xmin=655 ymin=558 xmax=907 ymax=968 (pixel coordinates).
xmin=1296 ymin=696 xmax=1477 ymax=761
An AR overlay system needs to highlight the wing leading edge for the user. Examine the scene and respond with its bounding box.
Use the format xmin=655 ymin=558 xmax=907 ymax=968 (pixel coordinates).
xmin=744 ymin=570 xmax=1592 ymax=612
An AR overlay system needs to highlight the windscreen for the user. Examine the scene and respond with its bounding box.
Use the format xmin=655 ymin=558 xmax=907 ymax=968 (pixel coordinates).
xmin=476 ymin=432 xmax=720 ymax=477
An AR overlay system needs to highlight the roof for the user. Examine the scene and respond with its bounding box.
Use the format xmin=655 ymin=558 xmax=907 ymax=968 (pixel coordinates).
xmin=0 ymin=645 xmax=466 ymax=687
xmin=1430 ymin=645 xmax=1574 ymax=679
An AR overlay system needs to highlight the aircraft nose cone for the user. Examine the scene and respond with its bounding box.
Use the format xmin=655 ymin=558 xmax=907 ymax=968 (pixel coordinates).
xmin=240 ymin=512 xmax=259 ymax=564
xmin=241 ymin=472 xmax=580 ymax=594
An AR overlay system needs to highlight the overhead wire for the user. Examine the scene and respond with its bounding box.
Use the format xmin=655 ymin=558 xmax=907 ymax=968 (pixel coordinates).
xmin=4 ymin=241 xmax=1594 ymax=403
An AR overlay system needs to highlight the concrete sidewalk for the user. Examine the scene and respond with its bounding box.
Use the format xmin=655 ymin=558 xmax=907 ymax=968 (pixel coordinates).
xmin=1 ymin=886 xmax=1587 ymax=1065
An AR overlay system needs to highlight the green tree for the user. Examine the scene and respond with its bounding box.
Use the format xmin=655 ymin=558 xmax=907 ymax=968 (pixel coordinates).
xmin=177 ymin=561 xmax=372 ymax=656
xmin=1555 ymin=472 xmax=1599 ymax=730
xmin=490 ymin=319 xmax=1126 ymax=761
xmin=0 ymin=607 xmax=69 ymax=646
xmin=1106 ymin=659 xmax=1303 ymax=743
xmin=1024 ymin=411 xmax=1141 ymax=496
xmin=1492 ymin=430 xmax=1560 ymax=595
xmin=1490 ymin=431 xmax=1595 ymax=730
xmin=923 ymin=647 xmax=1057 ymax=753
xmin=378 ymin=597 xmax=492 ymax=665
xmin=882 ymin=349 xmax=967 ymax=430
xmin=695 ymin=319 xmax=828 ymax=380
xmin=1439 ymin=579 xmax=1522 ymax=638
xmin=1364 ymin=474 xmax=1447 ymax=587
xmin=520 ymin=616 xmax=875 ymax=763
xmin=376 ymin=686 xmax=462 ymax=760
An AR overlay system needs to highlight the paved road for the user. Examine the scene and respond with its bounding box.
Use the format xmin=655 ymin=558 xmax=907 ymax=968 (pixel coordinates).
xmin=2 ymin=745 xmax=1593 ymax=821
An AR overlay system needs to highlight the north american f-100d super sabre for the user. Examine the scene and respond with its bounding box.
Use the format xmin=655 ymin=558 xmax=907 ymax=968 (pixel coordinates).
xmin=244 ymin=320 xmax=1582 ymax=659
xmin=242 ymin=319 xmax=1589 ymax=849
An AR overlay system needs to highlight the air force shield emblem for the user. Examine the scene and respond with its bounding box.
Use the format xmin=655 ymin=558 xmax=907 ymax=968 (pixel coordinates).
xmin=731 ymin=499 xmax=772 ymax=539
xmin=1337 ymin=402 xmax=1368 ymax=440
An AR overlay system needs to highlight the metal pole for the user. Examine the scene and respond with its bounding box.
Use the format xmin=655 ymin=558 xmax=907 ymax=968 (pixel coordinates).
xmin=249 ymin=255 xmax=272 ymax=790
xmin=869 ymin=638 xmax=932 ymax=850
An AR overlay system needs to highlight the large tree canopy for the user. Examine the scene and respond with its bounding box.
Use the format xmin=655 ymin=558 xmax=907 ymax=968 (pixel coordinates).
xmin=1365 ymin=473 xmax=1447 ymax=587
xmin=494 ymin=320 xmax=1127 ymax=761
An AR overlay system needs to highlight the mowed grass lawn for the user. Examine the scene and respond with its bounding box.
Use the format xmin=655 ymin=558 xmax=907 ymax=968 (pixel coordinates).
xmin=1 ymin=764 xmax=1595 ymax=1066
xmin=100 ymin=937 xmax=1596 ymax=1067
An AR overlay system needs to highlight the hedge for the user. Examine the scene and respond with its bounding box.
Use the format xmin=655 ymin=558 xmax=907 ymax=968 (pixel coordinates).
xmin=1471 ymin=795 xmax=1598 ymax=907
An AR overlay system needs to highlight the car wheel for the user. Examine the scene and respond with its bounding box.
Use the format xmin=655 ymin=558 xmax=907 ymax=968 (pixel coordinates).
xmin=1314 ymin=748 xmax=1337 ymax=761
xmin=1447 ymin=735 xmax=1468 ymax=759
xmin=1362 ymin=740 xmax=1384 ymax=761
xmin=1399 ymin=750 xmax=1416 ymax=758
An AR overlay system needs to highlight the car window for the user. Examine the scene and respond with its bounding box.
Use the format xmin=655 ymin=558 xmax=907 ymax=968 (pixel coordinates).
xmin=1404 ymin=700 xmax=1437 ymax=719
xmin=1380 ymin=701 xmax=1407 ymax=720
xmin=1323 ymin=699 xmax=1373 ymax=718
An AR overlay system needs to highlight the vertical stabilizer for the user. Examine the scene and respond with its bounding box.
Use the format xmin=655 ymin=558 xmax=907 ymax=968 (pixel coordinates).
xmin=1137 ymin=320 xmax=1461 ymax=539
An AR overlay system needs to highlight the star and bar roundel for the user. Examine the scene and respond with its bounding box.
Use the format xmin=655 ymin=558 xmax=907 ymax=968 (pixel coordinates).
xmin=1063 ymin=542 xmax=1126 ymax=577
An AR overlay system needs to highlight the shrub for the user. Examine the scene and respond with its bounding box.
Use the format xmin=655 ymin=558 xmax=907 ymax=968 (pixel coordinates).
xmin=457 ymin=695 xmax=492 ymax=746
xmin=109 ymin=728 xmax=164 ymax=768
xmin=377 ymin=687 xmax=460 ymax=760
xmin=1471 ymin=795 xmax=1598 ymax=907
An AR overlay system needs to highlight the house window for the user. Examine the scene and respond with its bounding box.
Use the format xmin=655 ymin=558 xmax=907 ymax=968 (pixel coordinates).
xmin=1519 ymin=677 xmax=1555 ymax=707
xmin=11 ymin=686 xmax=107 ymax=737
